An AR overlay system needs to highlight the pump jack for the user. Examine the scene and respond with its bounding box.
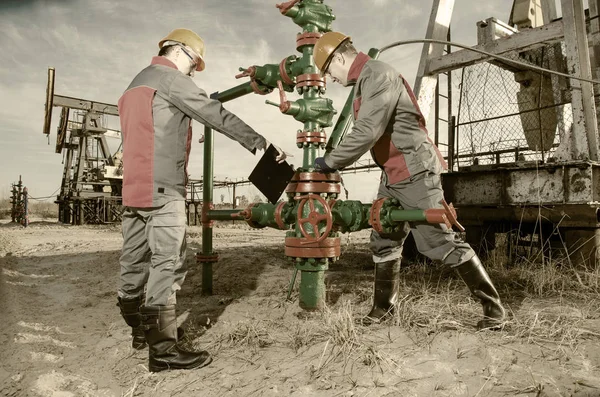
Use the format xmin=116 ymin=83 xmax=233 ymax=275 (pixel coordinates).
xmin=43 ymin=68 xmax=123 ymax=225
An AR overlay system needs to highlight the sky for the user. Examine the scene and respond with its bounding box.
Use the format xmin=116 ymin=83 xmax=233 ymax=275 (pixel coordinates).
xmin=0 ymin=0 xmax=514 ymax=204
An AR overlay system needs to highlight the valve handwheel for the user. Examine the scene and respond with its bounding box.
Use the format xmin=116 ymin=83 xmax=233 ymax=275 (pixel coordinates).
xmin=294 ymin=194 xmax=333 ymax=243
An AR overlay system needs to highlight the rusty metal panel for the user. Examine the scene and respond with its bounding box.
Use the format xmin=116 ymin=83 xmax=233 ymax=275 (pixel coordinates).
xmin=504 ymin=166 xmax=593 ymax=204
xmin=443 ymin=172 xmax=503 ymax=205
xmin=443 ymin=162 xmax=600 ymax=206
xmin=504 ymin=168 xmax=564 ymax=204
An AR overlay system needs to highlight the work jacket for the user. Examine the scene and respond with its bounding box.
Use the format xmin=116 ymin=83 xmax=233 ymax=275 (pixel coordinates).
xmin=118 ymin=56 xmax=266 ymax=208
xmin=323 ymin=53 xmax=447 ymax=185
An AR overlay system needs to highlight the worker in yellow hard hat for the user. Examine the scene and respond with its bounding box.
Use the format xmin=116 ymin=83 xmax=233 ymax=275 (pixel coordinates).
xmin=116 ymin=28 xmax=290 ymax=373
xmin=158 ymin=28 xmax=206 ymax=76
xmin=312 ymin=32 xmax=506 ymax=330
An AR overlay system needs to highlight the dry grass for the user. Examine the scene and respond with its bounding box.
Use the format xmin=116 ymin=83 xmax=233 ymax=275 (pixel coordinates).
xmin=0 ymin=199 xmax=57 ymax=220
xmin=178 ymin=221 xmax=600 ymax=394
xmin=182 ymin=241 xmax=600 ymax=383
xmin=206 ymin=319 xmax=276 ymax=353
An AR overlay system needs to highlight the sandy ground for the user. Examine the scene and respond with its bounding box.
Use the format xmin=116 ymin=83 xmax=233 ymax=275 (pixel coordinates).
xmin=1 ymin=220 xmax=600 ymax=397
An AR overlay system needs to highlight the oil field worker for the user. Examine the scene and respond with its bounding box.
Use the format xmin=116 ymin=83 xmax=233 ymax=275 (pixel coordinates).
xmin=116 ymin=28 xmax=288 ymax=372
xmin=312 ymin=32 xmax=505 ymax=330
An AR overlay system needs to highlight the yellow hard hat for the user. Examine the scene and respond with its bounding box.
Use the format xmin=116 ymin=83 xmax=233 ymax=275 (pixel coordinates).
xmin=313 ymin=32 xmax=351 ymax=74
xmin=159 ymin=28 xmax=206 ymax=71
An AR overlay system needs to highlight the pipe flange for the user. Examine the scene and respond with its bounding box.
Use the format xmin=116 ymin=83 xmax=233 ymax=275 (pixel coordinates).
xmin=274 ymin=201 xmax=288 ymax=230
xmin=201 ymin=202 xmax=215 ymax=227
xmin=241 ymin=203 xmax=267 ymax=229
xmin=296 ymin=73 xmax=326 ymax=88
xmin=196 ymin=253 xmax=219 ymax=263
xmin=241 ymin=203 xmax=256 ymax=221
xmin=250 ymin=80 xmax=272 ymax=95
xmin=369 ymin=198 xmax=388 ymax=234
xmin=327 ymin=198 xmax=340 ymax=232
xmin=291 ymin=171 xmax=341 ymax=182
xmin=296 ymin=130 xmax=327 ymax=144
xmin=296 ymin=32 xmax=322 ymax=50
xmin=285 ymin=182 xmax=341 ymax=194
xmin=279 ymin=57 xmax=296 ymax=86
xmin=285 ymin=236 xmax=341 ymax=258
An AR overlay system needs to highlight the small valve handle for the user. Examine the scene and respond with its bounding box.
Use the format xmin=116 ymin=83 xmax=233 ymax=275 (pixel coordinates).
xmin=264 ymin=80 xmax=292 ymax=112
xmin=265 ymin=100 xmax=280 ymax=108
xmin=275 ymin=80 xmax=291 ymax=113
xmin=235 ymin=66 xmax=255 ymax=79
xmin=276 ymin=0 xmax=300 ymax=14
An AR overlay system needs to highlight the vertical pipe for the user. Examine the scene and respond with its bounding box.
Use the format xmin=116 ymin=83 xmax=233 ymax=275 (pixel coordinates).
xmin=232 ymin=184 xmax=237 ymax=209
xmin=434 ymin=76 xmax=440 ymax=145
xmin=302 ymin=44 xmax=319 ymax=169
xmin=449 ymin=116 xmax=456 ymax=172
xmin=43 ymin=68 xmax=55 ymax=135
xmin=22 ymin=187 xmax=28 ymax=227
xmin=447 ymin=27 xmax=453 ymax=167
xmin=10 ymin=185 xmax=15 ymax=223
xmin=201 ymin=125 xmax=214 ymax=295
xmin=232 ymin=183 xmax=237 ymax=225
xmin=303 ymin=141 xmax=318 ymax=169
xmin=299 ymin=268 xmax=326 ymax=310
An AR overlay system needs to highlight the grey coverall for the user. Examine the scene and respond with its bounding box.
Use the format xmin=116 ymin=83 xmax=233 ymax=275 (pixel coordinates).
xmin=117 ymin=56 xmax=266 ymax=305
xmin=323 ymin=52 xmax=474 ymax=266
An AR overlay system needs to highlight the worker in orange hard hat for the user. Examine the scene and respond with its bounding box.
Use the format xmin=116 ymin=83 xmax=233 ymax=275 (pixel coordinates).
xmin=312 ymin=31 xmax=506 ymax=330
xmin=116 ymin=28 xmax=290 ymax=373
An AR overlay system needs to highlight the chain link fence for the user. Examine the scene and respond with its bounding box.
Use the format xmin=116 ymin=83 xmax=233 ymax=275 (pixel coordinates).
xmin=453 ymin=42 xmax=575 ymax=169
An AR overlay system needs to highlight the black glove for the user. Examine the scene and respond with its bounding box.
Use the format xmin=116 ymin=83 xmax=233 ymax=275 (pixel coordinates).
xmin=314 ymin=157 xmax=337 ymax=173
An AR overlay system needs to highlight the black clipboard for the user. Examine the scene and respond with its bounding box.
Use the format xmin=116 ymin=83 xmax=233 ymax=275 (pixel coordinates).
xmin=248 ymin=145 xmax=295 ymax=204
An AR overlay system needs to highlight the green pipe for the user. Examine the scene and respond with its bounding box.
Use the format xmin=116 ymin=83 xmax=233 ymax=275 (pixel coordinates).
xmin=388 ymin=209 xmax=428 ymax=223
xmin=303 ymin=143 xmax=318 ymax=169
xmin=325 ymin=48 xmax=381 ymax=153
xmin=207 ymin=201 xmax=433 ymax=232
xmin=206 ymin=209 xmax=242 ymax=221
xmin=201 ymin=124 xmax=214 ymax=295
xmin=331 ymin=201 xmax=371 ymax=232
xmin=213 ymin=81 xmax=261 ymax=103
xmin=297 ymin=259 xmax=328 ymax=311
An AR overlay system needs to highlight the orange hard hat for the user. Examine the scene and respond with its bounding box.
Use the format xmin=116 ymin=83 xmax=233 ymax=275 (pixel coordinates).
xmin=313 ymin=31 xmax=351 ymax=75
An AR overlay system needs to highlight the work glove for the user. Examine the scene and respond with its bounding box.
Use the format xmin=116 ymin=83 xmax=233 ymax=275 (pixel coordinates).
xmin=264 ymin=140 xmax=292 ymax=164
xmin=314 ymin=157 xmax=337 ymax=173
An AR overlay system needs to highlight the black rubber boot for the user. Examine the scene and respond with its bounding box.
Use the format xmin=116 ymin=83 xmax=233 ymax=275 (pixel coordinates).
xmin=117 ymin=297 xmax=185 ymax=350
xmin=362 ymin=259 xmax=400 ymax=325
xmin=455 ymin=255 xmax=506 ymax=330
xmin=141 ymin=305 xmax=212 ymax=372
xmin=117 ymin=296 xmax=147 ymax=350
